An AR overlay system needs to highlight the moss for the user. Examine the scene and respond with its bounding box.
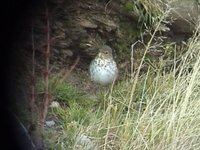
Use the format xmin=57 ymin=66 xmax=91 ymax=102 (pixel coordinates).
xmin=123 ymin=1 xmax=134 ymax=12
xmin=115 ymin=21 xmax=140 ymax=62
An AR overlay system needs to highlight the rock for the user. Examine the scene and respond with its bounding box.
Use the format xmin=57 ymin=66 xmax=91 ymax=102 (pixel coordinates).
xmin=92 ymin=16 xmax=118 ymax=30
xmin=79 ymin=19 xmax=98 ymax=29
xmin=75 ymin=134 xmax=98 ymax=150
xmin=164 ymin=0 xmax=200 ymax=34
xmin=65 ymin=49 xmax=73 ymax=57
xmin=45 ymin=120 xmax=56 ymax=127
xmin=49 ymin=101 xmax=60 ymax=108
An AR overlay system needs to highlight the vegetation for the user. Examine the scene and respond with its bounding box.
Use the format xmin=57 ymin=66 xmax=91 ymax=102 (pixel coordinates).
xmin=26 ymin=0 xmax=200 ymax=149
xmin=43 ymin=29 xmax=200 ymax=149
xmin=39 ymin=9 xmax=200 ymax=150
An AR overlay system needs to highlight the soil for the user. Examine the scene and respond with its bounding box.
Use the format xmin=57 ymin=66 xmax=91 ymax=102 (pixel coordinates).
xmin=30 ymin=0 xmax=141 ymax=95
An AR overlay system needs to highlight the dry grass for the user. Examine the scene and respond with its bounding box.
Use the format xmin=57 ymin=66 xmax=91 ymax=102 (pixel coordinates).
xmin=43 ymin=24 xmax=200 ymax=150
xmin=41 ymin=1 xmax=200 ymax=149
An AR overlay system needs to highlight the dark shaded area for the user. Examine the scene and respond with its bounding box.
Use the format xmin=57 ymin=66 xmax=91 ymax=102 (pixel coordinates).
xmin=1 ymin=110 xmax=35 ymax=150
xmin=0 ymin=0 xmax=43 ymax=149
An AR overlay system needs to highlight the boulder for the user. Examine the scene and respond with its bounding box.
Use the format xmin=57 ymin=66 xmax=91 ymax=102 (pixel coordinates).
xmin=166 ymin=0 xmax=200 ymax=34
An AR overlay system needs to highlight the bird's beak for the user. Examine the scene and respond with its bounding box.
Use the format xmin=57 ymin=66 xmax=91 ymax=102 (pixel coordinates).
xmin=98 ymin=52 xmax=103 ymax=58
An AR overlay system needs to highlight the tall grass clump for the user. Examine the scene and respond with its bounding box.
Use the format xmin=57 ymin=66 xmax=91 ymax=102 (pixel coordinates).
xmin=64 ymin=27 xmax=200 ymax=150
xmin=64 ymin=13 xmax=200 ymax=150
xmin=43 ymin=2 xmax=200 ymax=149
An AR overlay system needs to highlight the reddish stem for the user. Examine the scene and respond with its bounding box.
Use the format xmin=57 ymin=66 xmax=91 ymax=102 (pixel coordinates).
xmin=40 ymin=1 xmax=51 ymax=129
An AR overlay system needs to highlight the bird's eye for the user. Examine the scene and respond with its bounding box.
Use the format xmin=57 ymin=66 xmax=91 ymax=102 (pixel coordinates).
xmin=104 ymin=51 xmax=109 ymax=55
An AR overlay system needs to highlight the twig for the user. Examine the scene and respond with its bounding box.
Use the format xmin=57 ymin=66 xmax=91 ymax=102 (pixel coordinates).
xmin=41 ymin=1 xmax=51 ymax=128
xmin=30 ymin=20 xmax=37 ymax=115
xmin=61 ymin=56 xmax=80 ymax=82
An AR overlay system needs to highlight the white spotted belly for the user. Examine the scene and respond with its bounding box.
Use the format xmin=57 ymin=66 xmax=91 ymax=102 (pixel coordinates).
xmin=89 ymin=58 xmax=118 ymax=85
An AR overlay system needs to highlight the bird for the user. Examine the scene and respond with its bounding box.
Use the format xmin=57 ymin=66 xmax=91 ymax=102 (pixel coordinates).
xmin=89 ymin=45 xmax=118 ymax=85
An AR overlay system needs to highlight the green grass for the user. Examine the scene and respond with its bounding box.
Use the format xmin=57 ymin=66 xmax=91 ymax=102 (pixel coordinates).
xmin=36 ymin=75 xmax=93 ymax=107
xmin=40 ymin=3 xmax=200 ymax=149
xmin=44 ymin=29 xmax=200 ymax=149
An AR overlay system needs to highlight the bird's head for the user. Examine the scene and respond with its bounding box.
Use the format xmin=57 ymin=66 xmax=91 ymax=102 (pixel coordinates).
xmin=97 ymin=45 xmax=113 ymax=59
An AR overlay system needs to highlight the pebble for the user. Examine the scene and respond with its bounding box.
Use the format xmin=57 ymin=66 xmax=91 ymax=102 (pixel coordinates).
xmin=49 ymin=101 xmax=60 ymax=108
xmin=75 ymin=134 xmax=98 ymax=150
xmin=45 ymin=120 xmax=56 ymax=127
